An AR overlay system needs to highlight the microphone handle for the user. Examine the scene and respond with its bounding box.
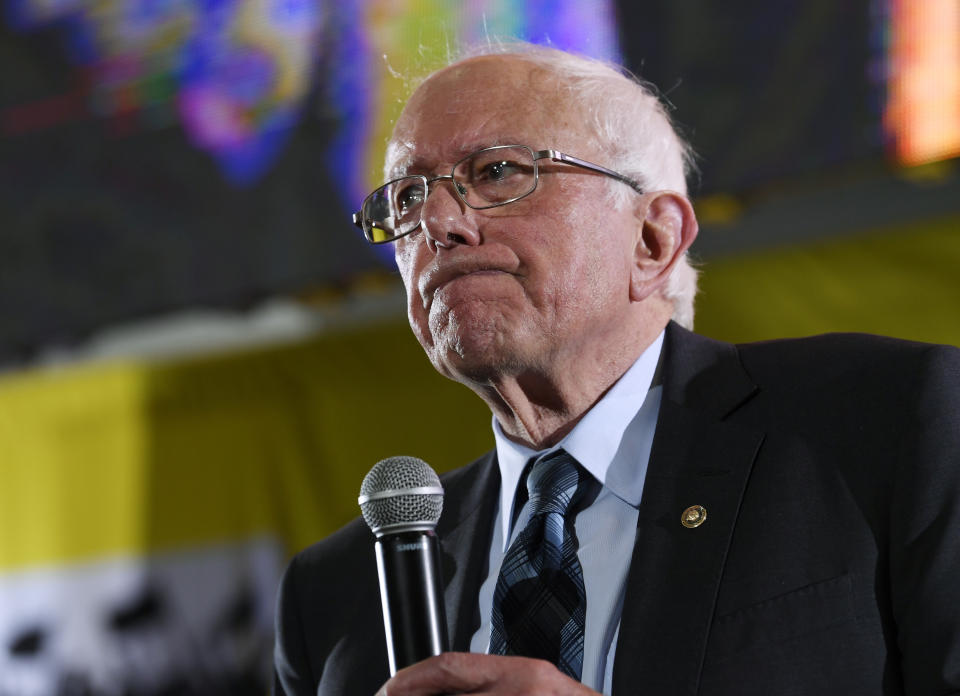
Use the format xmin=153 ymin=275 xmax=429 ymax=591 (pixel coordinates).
xmin=375 ymin=530 xmax=450 ymax=674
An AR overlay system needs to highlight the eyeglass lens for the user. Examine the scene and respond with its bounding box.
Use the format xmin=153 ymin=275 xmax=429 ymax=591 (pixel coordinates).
xmin=453 ymin=146 xmax=537 ymax=207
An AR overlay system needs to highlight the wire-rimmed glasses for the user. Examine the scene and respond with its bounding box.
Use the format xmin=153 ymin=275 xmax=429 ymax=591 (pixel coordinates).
xmin=352 ymin=144 xmax=644 ymax=244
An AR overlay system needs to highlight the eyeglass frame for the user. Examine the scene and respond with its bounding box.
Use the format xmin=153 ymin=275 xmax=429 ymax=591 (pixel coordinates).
xmin=351 ymin=144 xmax=645 ymax=244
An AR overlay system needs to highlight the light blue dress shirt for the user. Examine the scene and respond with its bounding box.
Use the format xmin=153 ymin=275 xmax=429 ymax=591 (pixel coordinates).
xmin=469 ymin=331 xmax=664 ymax=694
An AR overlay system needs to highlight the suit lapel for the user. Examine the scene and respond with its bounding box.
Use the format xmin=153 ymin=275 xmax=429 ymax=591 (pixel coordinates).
xmin=436 ymin=452 xmax=500 ymax=651
xmin=613 ymin=324 xmax=764 ymax=695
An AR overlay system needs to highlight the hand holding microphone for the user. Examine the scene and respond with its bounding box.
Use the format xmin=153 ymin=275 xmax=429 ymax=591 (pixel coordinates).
xmin=358 ymin=456 xmax=450 ymax=675
xmin=359 ymin=459 xmax=597 ymax=696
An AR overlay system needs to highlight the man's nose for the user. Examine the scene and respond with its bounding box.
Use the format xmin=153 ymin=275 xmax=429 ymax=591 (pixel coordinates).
xmin=420 ymin=177 xmax=481 ymax=250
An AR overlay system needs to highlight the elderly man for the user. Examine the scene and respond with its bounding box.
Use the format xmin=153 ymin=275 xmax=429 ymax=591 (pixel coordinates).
xmin=274 ymin=44 xmax=960 ymax=695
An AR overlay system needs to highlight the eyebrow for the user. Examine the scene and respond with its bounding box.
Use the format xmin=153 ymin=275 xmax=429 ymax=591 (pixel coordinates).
xmin=387 ymin=138 xmax=520 ymax=179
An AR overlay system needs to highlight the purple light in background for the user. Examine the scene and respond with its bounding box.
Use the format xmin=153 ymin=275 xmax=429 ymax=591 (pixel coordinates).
xmin=524 ymin=0 xmax=621 ymax=61
xmin=5 ymin=0 xmax=327 ymax=187
xmin=176 ymin=0 xmax=325 ymax=187
xmin=322 ymin=1 xmax=375 ymax=216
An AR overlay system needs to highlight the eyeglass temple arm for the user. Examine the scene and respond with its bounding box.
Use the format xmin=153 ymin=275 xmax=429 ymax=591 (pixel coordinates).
xmin=535 ymin=149 xmax=645 ymax=195
xmin=351 ymin=211 xmax=362 ymax=228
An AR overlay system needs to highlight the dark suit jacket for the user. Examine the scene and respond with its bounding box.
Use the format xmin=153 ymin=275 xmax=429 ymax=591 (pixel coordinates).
xmin=274 ymin=323 xmax=960 ymax=695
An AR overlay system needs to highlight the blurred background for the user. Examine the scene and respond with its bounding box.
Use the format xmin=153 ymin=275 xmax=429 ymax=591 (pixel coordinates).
xmin=1 ymin=0 xmax=958 ymax=692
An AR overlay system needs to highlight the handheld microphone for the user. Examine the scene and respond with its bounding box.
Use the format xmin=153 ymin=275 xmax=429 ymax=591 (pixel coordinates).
xmin=358 ymin=456 xmax=450 ymax=675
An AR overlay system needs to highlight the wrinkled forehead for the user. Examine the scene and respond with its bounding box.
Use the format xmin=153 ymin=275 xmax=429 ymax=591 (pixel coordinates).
xmin=385 ymin=57 xmax=574 ymax=179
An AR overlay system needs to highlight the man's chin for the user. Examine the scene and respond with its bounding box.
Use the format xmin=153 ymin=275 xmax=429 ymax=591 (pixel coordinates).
xmin=430 ymin=334 xmax=525 ymax=386
xmin=418 ymin=304 xmax=533 ymax=382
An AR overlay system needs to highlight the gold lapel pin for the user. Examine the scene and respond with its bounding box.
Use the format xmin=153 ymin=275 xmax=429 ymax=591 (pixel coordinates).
xmin=681 ymin=504 xmax=707 ymax=528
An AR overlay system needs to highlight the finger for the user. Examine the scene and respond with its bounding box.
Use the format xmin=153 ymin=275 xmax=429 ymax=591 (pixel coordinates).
xmin=379 ymin=652 xmax=485 ymax=695
xmin=375 ymin=652 xmax=595 ymax=696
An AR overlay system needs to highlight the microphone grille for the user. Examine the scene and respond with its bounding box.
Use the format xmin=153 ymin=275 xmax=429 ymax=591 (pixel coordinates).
xmin=358 ymin=456 xmax=443 ymax=536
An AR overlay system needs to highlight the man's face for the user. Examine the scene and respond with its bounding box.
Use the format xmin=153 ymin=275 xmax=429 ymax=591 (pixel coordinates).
xmin=389 ymin=56 xmax=643 ymax=387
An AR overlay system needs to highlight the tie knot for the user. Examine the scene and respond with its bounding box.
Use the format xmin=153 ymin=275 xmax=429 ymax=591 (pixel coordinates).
xmin=526 ymin=450 xmax=584 ymax=518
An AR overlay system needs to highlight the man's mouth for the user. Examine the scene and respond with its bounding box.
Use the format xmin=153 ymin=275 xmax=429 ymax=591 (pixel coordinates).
xmin=420 ymin=262 xmax=514 ymax=305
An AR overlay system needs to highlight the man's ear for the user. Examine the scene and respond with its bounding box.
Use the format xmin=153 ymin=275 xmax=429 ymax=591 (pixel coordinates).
xmin=630 ymin=191 xmax=698 ymax=302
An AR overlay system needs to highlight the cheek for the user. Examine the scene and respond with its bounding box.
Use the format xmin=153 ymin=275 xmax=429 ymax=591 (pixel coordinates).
xmin=538 ymin=208 xmax=634 ymax=314
xmin=394 ymin=241 xmax=424 ymax=300
xmin=393 ymin=240 xmax=415 ymax=282
xmin=393 ymin=241 xmax=435 ymax=342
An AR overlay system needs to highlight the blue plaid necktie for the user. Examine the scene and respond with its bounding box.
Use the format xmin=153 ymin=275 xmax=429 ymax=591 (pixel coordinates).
xmin=489 ymin=449 xmax=588 ymax=680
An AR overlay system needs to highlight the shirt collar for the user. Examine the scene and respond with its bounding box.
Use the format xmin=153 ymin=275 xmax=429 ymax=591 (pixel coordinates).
xmin=492 ymin=330 xmax=665 ymax=543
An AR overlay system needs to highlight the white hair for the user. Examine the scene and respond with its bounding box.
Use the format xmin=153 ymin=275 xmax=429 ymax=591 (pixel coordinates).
xmin=400 ymin=41 xmax=700 ymax=329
